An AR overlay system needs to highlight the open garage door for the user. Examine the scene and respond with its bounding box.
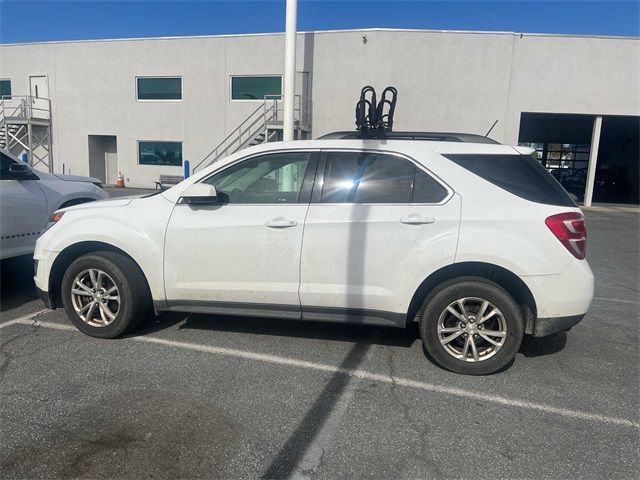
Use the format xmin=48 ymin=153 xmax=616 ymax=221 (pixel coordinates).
xmin=518 ymin=113 xmax=639 ymax=205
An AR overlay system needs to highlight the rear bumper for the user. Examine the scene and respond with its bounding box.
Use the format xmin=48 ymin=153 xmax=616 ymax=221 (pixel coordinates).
xmin=531 ymin=314 xmax=585 ymax=337
xmin=521 ymin=259 xmax=594 ymax=318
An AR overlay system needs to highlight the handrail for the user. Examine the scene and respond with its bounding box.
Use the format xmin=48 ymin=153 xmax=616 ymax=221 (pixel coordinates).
xmin=191 ymin=93 xmax=312 ymax=172
xmin=192 ymin=102 xmax=267 ymax=171
xmin=0 ymin=95 xmax=51 ymax=121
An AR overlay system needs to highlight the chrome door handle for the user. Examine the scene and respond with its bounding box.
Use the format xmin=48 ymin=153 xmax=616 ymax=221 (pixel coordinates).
xmin=400 ymin=214 xmax=436 ymax=225
xmin=265 ymin=218 xmax=298 ymax=228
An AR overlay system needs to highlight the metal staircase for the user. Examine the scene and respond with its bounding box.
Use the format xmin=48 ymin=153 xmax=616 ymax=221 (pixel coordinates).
xmin=0 ymin=95 xmax=53 ymax=172
xmin=193 ymin=95 xmax=311 ymax=173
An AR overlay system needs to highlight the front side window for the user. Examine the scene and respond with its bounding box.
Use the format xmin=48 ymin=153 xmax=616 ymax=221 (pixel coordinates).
xmin=231 ymin=76 xmax=282 ymax=100
xmin=0 ymin=80 xmax=11 ymax=98
xmin=137 ymin=77 xmax=182 ymax=100
xmin=204 ymin=152 xmax=311 ymax=204
xmin=138 ymin=141 xmax=182 ymax=166
xmin=320 ymin=151 xmax=447 ymax=204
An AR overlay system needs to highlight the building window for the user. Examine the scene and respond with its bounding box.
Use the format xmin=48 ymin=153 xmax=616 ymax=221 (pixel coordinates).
xmin=231 ymin=75 xmax=282 ymax=101
xmin=138 ymin=141 xmax=182 ymax=166
xmin=0 ymin=79 xmax=11 ymax=98
xmin=519 ymin=142 xmax=590 ymax=174
xmin=136 ymin=77 xmax=182 ymax=100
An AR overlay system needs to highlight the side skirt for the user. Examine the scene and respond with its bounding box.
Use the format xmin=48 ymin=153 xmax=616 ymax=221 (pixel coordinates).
xmin=164 ymin=300 xmax=407 ymax=328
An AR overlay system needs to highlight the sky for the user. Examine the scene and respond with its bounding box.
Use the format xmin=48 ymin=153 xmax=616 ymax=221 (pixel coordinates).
xmin=0 ymin=0 xmax=638 ymax=44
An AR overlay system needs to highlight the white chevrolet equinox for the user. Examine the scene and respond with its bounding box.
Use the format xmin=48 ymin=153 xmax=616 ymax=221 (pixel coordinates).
xmin=34 ymin=133 xmax=594 ymax=375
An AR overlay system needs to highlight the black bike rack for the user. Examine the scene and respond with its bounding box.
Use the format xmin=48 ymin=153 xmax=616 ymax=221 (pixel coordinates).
xmin=354 ymin=85 xmax=397 ymax=138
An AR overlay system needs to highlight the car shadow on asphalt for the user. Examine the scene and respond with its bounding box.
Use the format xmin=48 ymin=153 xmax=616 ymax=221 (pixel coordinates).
xmin=0 ymin=255 xmax=37 ymax=313
xmin=519 ymin=332 xmax=568 ymax=357
xmin=136 ymin=312 xmax=421 ymax=349
xmin=136 ymin=312 xmax=568 ymax=358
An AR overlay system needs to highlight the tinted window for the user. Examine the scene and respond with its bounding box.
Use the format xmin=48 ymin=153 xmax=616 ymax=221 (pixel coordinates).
xmin=205 ymin=152 xmax=311 ymax=204
xmin=231 ymin=76 xmax=282 ymax=100
xmin=412 ymin=168 xmax=448 ymax=203
xmin=1 ymin=151 xmax=15 ymax=172
xmin=445 ymin=154 xmax=576 ymax=207
xmin=0 ymin=80 xmax=11 ymax=98
xmin=138 ymin=141 xmax=182 ymax=166
xmin=137 ymin=77 xmax=182 ymax=100
xmin=321 ymin=152 xmax=415 ymax=204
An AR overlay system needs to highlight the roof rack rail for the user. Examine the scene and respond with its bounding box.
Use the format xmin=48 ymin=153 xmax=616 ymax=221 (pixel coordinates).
xmin=318 ymin=131 xmax=501 ymax=144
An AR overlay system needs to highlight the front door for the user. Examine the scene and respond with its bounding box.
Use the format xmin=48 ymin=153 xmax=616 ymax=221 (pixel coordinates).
xmin=299 ymin=150 xmax=460 ymax=326
xmin=164 ymin=150 xmax=317 ymax=318
xmin=29 ymin=75 xmax=49 ymax=120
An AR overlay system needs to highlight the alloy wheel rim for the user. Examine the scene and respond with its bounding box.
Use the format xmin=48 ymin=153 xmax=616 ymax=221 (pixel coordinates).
xmin=70 ymin=269 xmax=120 ymax=327
xmin=437 ymin=297 xmax=507 ymax=363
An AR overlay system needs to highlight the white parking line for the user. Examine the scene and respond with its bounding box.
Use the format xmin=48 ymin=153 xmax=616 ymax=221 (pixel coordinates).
xmin=593 ymin=297 xmax=640 ymax=305
xmin=0 ymin=310 xmax=49 ymax=330
xmin=5 ymin=316 xmax=640 ymax=430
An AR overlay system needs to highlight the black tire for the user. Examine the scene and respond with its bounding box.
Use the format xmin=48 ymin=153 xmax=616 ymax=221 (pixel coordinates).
xmin=419 ymin=277 xmax=524 ymax=375
xmin=61 ymin=251 xmax=151 ymax=338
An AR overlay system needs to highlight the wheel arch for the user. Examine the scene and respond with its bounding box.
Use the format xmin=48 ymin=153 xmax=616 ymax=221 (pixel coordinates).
xmin=57 ymin=197 xmax=97 ymax=209
xmin=48 ymin=241 xmax=152 ymax=311
xmin=406 ymin=262 xmax=537 ymax=333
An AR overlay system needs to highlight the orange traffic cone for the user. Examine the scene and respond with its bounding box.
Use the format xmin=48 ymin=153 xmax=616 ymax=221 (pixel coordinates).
xmin=116 ymin=172 xmax=125 ymax=188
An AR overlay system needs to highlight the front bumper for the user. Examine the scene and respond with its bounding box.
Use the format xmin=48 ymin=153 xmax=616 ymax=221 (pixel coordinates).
xmin=36 ymin=285 xmax=54 ymax=309
xmin=531 ymin=314 xmax=585 ymax=337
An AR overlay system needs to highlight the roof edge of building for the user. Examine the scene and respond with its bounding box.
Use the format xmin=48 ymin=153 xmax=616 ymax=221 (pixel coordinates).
xmin=1 ymin=27 xmax=638 ymax=47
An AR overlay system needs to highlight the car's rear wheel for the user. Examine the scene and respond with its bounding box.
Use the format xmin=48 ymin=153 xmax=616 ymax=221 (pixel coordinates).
xmin=419 ymin=277 xmax=524 ymax=375
xmin=61 ymin=251 xmax=150 ymax=338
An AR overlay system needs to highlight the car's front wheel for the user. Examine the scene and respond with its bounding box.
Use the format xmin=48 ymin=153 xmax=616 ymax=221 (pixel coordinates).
xmin=61 ymin=251 xmax=151 ymax=338
xmin=419 ymin=277 xmax=524 ymax=375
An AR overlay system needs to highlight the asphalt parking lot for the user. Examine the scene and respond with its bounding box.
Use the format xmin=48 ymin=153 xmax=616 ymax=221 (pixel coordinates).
xmin=1 ymin=205 xmax=638 ymax=479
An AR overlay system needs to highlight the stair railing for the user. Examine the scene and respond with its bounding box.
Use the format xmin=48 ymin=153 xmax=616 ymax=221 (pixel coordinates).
xmin=192 ymin=93 xmax=312 ymax=173
xmin=193 ymin=100 xmax=278 ymax=172
xmin=0 ymin=95 xmax=51 ymax=122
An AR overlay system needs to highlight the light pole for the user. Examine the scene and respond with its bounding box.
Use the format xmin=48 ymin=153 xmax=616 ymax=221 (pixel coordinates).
xmin=283 ymin=0 xmax=297 ymax=142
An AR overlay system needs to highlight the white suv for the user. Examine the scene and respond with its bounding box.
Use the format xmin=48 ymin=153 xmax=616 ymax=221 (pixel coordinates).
xmin=33 ymin=133 xmax=594 ymax=375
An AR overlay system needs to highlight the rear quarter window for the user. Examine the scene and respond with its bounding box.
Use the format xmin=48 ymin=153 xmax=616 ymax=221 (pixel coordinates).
xmin=444 ymin=154 xmax=576 ymax=207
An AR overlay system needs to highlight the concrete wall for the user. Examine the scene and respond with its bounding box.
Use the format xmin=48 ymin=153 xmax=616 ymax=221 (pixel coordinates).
xmin=1 ymin=29 xmax=638 ymax=187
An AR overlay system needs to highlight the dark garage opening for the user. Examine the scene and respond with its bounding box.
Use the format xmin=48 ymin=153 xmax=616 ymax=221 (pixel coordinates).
xmin=518 ymin=113 xmax=639 ymax=204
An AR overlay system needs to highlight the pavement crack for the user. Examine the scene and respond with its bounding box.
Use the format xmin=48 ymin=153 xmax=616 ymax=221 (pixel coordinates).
xmin=0 ymin=323 xmax=41 ymax=383
xmin=386 ymin=349 xmax=444 ymax=480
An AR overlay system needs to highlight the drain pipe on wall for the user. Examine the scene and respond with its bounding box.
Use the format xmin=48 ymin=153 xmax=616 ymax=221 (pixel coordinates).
xmin=283 ymin=0 xmax=297 ymax=142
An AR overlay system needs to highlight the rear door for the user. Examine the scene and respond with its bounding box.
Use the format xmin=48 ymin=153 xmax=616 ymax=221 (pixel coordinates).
xmin=0 ymin=152 xmax=47 ymax=259
xmin=299 ymin=149 xmax=461 ymax=326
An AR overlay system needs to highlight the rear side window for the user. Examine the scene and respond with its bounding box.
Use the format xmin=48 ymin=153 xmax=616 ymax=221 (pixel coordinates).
xmin=413 ymin=168 xmax=449 ymax=203
xmin=444 ymin=154 xmax=576 ymax=207
xmin=320 ymin=151 xmax=448 ymax=204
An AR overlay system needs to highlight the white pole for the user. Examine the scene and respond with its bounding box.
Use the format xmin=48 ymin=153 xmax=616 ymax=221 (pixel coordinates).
xmin=583 ymin=115 xmax=602 ymax=207
xmin=283 ymin=0 xmax=297 ymax=142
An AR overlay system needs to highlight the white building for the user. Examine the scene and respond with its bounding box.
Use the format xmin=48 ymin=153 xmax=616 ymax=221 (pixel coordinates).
xmin=1 ymin=28 xmax=638 ymax=203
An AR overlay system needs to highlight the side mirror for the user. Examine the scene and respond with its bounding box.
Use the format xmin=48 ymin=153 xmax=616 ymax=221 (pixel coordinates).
xmin=180 ymin=183 xmax=221 ymax=205
xmin=9 ymin=163 xmax=32 ymax=178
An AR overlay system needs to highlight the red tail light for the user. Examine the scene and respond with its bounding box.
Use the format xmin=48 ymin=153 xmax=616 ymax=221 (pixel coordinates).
xmin=50 ymin=211 xmax=65 ymax=223
xmin=545 ymin=212 xmax=587 ymax=260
